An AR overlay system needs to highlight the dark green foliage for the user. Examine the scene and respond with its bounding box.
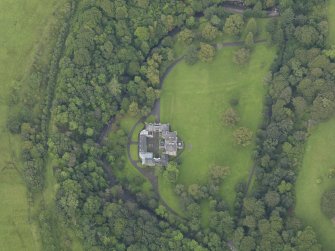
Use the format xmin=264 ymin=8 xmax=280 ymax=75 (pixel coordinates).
xmin=321 ymin=189 xmax=335 ymax=218
xmin=233 ymin=48 xmax=250 ymax=65
xmin=6 ymin=107 xmax=29 ymax=133
xmin=184 ymin=45 xmax=199 ymax=65
xmin=224 ymin=14 xmax=244 ymax=36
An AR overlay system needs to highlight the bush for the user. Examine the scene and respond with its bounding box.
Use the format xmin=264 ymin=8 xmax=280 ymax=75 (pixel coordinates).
xmin=233 ymin=48 xmax=250 ymax=65
xmin=233 ymin=127 xmax=253 ymax=146
xmin=185 ymin=45 xmax=199 ymax=65
xmin=7 ymin=108 xmax=29 ymax=134
xmin=223 ymin=108 xmax=239 ymax=127
xmin=321 ymin=189 xmax=335 ymax=218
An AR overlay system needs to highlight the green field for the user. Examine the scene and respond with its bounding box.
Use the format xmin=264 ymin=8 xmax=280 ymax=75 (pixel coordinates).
xmin=0 ymin=1 xmax=66 ymax=250
xmin=295 ymin=119 xmax=335 ymax=251
xmin=159 ymin=44 xmax=276 ymax=213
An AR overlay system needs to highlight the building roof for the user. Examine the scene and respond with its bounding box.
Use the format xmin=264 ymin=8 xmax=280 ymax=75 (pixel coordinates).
xmin=139 ymin=134 xmax=147 ymax=153
xmin=138 ymin=123 xmax=182 ymax=166
xmin=162 ymin=131 xmax=178 ymax=156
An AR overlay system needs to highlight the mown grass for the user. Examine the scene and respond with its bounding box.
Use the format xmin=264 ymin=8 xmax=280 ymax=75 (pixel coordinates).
xmin=295 ymin=119 xmax=335 ymax=251
xmin=130 ymin=144 xmax=139 ymax=161
xmin=160 ymin=44 xmax=276 ymax=214
xmin=131 ymin=122 xmax=144 ymax=142
xmin=0 ymin=1 xmax=66 ymax=250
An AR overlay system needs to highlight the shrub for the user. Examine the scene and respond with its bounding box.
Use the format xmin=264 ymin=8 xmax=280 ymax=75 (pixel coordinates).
xmin=321 ymin=189 xmax=335 ymax=218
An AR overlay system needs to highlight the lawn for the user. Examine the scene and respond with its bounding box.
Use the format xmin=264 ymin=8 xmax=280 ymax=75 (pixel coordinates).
xmin=160 ymin=44 xmax=276 ymax=213
xmin=130 ymin=144 xmax=139 ymax=161
xmin=0 ymin=1 xmax=65 ymax=250
xmin=131 ymin=122 xmax=144 ymax=142
xmin=295 ymin=119 xmax=335 ymax=251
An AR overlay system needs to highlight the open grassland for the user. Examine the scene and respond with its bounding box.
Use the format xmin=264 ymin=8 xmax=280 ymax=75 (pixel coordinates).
xmin=160 ymin=44 xmax=276 ymax=213
xmin=295 ymin=119 xmax=335 ymax=251
xmin=0 ymin=1 xmax=67 ymax=250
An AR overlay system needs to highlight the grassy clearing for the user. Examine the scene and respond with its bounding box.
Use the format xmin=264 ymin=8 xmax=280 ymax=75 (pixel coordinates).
xmin=295 ymin=119 xmax=335 ymax=251
xmin=160 ymin=44 xmax=276 ymax=213
xmin=0 ymin=1 xmax=67 ymax=250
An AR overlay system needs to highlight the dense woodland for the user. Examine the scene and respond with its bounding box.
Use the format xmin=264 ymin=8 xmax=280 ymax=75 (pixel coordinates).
xmin=6 ymin=0 xmax=335 ymax=250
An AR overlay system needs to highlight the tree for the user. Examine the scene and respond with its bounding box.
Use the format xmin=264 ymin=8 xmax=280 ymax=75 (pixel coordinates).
xmin=128 ymin=101 xmax=139 ymax=116
xmin=108 ymin=77 xmax=121 ymax=96
xmin=185 ymin=45 xmax=199 ymax=65
xmin=265 ymin=191 xmax=280 ymax=207
xmin=209 ymin=211 xmax=234 ymax=237
xmin=233 ymin=48 xmax=250 ymax=65
xmin=244 ymin=32 xmax=254 ymax=48
xmin=223 ymin=108 xmax=240 ymax=127
xmin=321 ymin=189 xmax=335 ymax=218
xmin=311 ymin=95 xmax=335 ymax=121
xmin=292 ymin=97 xmax=307 ymax=118
xmin=73 ymin=48 xmax=91 ymax=66
xmin=163 ymin=162 xmax=179 ymax=183
xmin=210 ymin=15 xmax=221 ymax=27
xmin=245 ymin=18 xmax=258 ymax=35
xmin=224 ymin=14 xmax=244 ymax=36
xmin=178 ymin=29 xmax=194 ymax=44
xmin=7 ymin=108 xmax=28 ymax=134
xmin=324 ymin=45 xmax=335 ymax=60
xmin=243 ymin=198 xmax=265 ymax=219
xmin=198 ymin=43 xmax=215 ymax=62
xmin=115 ymin=6 xmax=128 ymax=19
xmin=278 ymin=180 xmax=292 ymax=194
xmin=265 ymin=0 xmax=275 ymax=8
xmin=295 ymin=226 xmax=321 ymax=251
xmin=209 ymin=165 xmax=230 ymax=182
xmin=233 ymin=127 xmax=253 ymax=146
xmin=100 ymin=40 xmax=114 ymax=59
xmin=135 ymin=26 xmax=149 ymax=41
xmin=201 ymin=23 xmax=218 ymax=41
xmin=188 ymin=184 xmax=204 ymax=200
xmin=162 ymin=15 xmax=174 ymax=31
xmin=294 ymin=25 xmax=319 ymax=47
xmin=240 ymin=236 xmax=256 ymax=251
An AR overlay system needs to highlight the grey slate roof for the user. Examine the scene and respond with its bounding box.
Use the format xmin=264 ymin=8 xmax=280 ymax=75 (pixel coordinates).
xmin=138 ymin=123 xmax=182 ymax=166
